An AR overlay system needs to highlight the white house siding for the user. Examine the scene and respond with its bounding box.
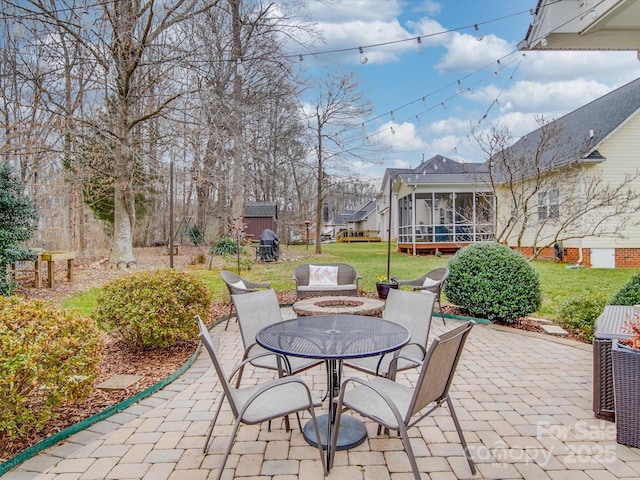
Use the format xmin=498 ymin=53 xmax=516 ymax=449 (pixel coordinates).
xmin=499 ymin=111 xmax=640 ymax=263
xmin=579 ymin=112 xmax=640 ymax=250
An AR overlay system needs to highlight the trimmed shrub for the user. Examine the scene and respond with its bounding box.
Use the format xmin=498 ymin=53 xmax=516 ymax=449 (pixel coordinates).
xmin=558 ymin=292 xmax=607 ymax=342
xmin=0 ymin=296 xmax=102 ymax=439
xmin=444 ymin=243 xmax=541 ymax=323
xmin=93 ymin=269 xmax=212 ymax=351
xmin=610 ymin=273 xmax=640 ymax=306
xmin=210 ymin=237 xmax=239 ymax=255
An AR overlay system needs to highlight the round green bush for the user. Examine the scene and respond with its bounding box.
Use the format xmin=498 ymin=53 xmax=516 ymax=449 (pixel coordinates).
xmin=0 ymin=296 xmax=102 ymax=439
xmin=93 ymin=269 xmax=212 ymax=351
xmin=610 ymin=273 xmax=640 ymax=305
xmin=444 ymin=243 xmax=541 ymax=323
xmin=558 ymin=292 xmax=607 ymax=342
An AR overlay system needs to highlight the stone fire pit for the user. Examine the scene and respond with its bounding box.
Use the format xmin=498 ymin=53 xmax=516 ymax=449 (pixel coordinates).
xmin=292 ymin=295 xmax=385 ymax=317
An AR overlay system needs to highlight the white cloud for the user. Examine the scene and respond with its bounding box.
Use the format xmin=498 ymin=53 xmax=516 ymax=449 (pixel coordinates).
xmin=520 ymin=50 xmax=640 ymax=84
xmin=392 ymin=158 xmax=412 ymax=168
xmin=411 ymin=1 xmax=442 ymax=15
xmin=304 ymin=1 xmax=403 ymax=22
xmin=435 ymin=33 xmax=513 ymax=74
xmin=496 ymin=79 xmax=611 ymax=117
xmin=376 ymin=121 xmax=428 ymax=151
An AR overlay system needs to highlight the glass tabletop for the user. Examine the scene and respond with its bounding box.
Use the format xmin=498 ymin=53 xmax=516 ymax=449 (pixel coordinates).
xmin=255 ymin=314 xmax=411 ymax=360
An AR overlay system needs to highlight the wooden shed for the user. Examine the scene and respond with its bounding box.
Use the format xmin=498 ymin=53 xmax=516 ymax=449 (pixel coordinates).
xmin=244 ymin=202 xmax=278 ymax=240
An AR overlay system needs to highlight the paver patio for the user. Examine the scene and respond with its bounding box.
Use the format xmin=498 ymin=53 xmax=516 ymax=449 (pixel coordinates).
xmin=4 ymin=309 xmax=640 ymax=480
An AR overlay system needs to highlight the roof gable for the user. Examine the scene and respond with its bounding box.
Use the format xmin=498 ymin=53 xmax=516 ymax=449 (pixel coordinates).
xmin=245 ymin=202 xmax=277 ymax=218
xmin=498 ymin=77 xmax=640 ymax=177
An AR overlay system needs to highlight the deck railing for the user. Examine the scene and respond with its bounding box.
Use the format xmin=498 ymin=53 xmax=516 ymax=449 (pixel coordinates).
xmin=398 ymin=223 xmax=494 ymax=244
xmin=336 ymin=229 xmax=381 ymax=242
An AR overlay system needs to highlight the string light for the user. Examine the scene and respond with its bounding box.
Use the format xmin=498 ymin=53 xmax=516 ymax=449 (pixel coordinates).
xmin=456 ymin=80 xmax=464 ymax=94
xmin=390 ymin=126 xmax=395 ymax=135
xmin=529 ymin=8 xmax=538 ymax=25
xmin=540 ymin=37 xmax=548 ymax=47
xmin=416 ymin=36 xmax=425 ymax=54
xmin=236 ymin=58 xmax=245 ymax=76
xmin=474 ymin=24 xmax=484 ymax=41
xmin=390 ymin=110 xmax=395 ymax=121
xmin=359 ymin=47 xmax=368 ymax=65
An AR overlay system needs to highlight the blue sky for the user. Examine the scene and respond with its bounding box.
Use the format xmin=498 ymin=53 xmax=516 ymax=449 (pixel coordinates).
xmin=290 ymin=0 xmax=640 ymax=180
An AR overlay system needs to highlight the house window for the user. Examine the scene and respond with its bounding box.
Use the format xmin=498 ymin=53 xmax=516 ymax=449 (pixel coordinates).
xmin=538 ymin=189 xmax=559 ymax=220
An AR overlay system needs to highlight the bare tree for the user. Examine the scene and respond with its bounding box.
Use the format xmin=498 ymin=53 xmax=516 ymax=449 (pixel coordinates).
xmin=305 ymin=69 xmax=377 ymax=253
xmin=475 ymin=116 xmax=640 ymax=259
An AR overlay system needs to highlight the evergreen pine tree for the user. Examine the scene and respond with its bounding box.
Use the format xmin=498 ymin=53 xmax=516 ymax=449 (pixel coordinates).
xmin=0 ymin=163 xmax=38 ymax=295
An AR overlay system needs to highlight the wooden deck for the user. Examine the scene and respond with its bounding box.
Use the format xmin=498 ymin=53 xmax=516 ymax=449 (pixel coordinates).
xmin=398 ymin=242 xmax=470 ymax=255
xmin=336 ymin=230 xmax=381 ymax=243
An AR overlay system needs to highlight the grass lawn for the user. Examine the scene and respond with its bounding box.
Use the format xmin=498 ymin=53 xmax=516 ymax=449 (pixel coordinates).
xmin=63 ymin=242 xmax=640 ymax=321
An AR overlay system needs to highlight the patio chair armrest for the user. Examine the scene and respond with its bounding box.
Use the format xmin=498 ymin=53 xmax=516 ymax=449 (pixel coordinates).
xmin=229 ymin=351 xmax=292 ymax=379
xmin=336 ymin=376 xmax=405 ymax=428
xmin=397 ymin=278 xmax=423 ymax=287
xmin=412 ymin=284 xmax=441 ymax=295
xmin=245 ymin=280 xmax=271 ymax=289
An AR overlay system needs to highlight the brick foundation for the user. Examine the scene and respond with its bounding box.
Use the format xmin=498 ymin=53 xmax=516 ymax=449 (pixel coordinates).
xmin=514 ymin=246 xmax=640 ymax=268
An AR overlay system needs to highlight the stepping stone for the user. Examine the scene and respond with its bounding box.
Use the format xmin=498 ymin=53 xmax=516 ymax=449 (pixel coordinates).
xmin=540 ymin=324 xmax=568 ymax=336
xmin=97 ymin=374 xmax=143 ymax=390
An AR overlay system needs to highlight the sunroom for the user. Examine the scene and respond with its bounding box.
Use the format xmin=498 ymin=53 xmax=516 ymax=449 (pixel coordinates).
xmin=395 ymin=172 xmax=494 ymax=255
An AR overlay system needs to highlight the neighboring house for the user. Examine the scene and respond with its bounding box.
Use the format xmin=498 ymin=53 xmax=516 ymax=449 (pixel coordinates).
xmin=493 ymin=77 xmax=640 ymax=268
xmin=377 ymin=80 xmax=640 ymax=266
xmin=244 ymin=202 xmax=277 ymax=241
xmin=520 ymin=0 xmax=640 ymax=51
xmin=324 ymin=209 xmax=354 ymax=240
xmin=337 ymin=200 xmax=380 ymax=242
xmin=377 ymin=155 xmax=494 ymax=255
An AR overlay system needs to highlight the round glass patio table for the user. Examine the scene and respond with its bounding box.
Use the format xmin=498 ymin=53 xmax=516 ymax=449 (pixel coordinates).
xmin=256 ymin=315 xmax=410 ymax=471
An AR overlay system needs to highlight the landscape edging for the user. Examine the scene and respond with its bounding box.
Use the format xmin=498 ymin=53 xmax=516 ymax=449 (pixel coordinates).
xmin=0 ymin=314 xmax=228 ymax=477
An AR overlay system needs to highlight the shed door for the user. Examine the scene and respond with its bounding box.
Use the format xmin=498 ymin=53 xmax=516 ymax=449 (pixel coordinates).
xmin=591 ymin=249 xmax=616 ymax=269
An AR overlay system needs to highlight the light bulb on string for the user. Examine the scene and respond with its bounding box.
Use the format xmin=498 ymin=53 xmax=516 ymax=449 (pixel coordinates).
xmin=361 ymin=123 xmax=366 ymax=135
xmin=530 ymin=9 xmax=538 ymax=26
xmin=298 ymin=54 xmax=305 ymax=71
xmin=236 ymin=58 xmax=245 ymax=76
xmin=415 ymin=115 xmax=420 ymax=123
xmin=421 ymin=96 xmax=427 ymax=107
xmin=390 ymin=126 xmax=395 ymax=135
xmin=590 ymin=7 xmax=597 ymax=19
xmin=416 ymin=36 xmax=425 ymax=54
xmin=80 ymin=10 xmax=92 ymax=29
xmin=456 ymin=80 xmax=464 ymax=95
xmin=390 ymin=110 xmax=395 ymax=121
xmin=13 ymin=22 xmax=24 ymax=40
xmin=359 ymin=47 xmax=368 ymax=65
xmin=540 ymin=37 xmax=548 ymax=47
xmin=474 ymin=24 xmax=484 ymax=41
xmin=441 ymin=102 xmax=447 ymax=111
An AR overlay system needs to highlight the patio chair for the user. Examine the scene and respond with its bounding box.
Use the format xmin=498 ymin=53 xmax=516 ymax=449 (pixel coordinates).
xmin=220 ymin=270 xmax=271 ymax=329
xmin=195 ymin=316 xmax=325 ymax=480
xmin=397 ymin=267 xmax=449 ymax=324
xmin=232 ymin=289 xmax=321 ymax=388
xmin=330 ymin=321 xmax=476 ymax=480
xmin=344 ymin=288 xmax=436 ymax=380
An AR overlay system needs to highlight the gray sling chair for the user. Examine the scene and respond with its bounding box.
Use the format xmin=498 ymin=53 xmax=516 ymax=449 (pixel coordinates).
xmin=195 ymin=316 xmax=325 ymax=480
xmin=232 ymin=289 xmax=322 ymax=430
xmin=397 ymin=267 xmax=450 ymax=324
xmin=220 ymin=270 xmax=271 ymax=329
xmin=344 ymin=288 xmax=436 ymax=380
xmin=330 ymin=321 xmax=476 ymax=480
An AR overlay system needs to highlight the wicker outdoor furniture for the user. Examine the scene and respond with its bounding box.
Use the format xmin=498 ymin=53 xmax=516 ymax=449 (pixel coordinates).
xmin=293 ymin=263 xmax=361 ymax=299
